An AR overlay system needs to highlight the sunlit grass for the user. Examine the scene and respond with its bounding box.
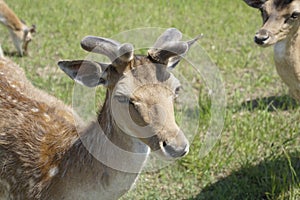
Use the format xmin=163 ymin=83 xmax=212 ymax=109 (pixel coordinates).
xmin=1 ymin=0 xmax=299 ymax=199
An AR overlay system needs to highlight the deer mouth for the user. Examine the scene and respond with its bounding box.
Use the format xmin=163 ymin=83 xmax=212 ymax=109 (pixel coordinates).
xmin=155 ymin=135 xmax=190 ymax=160
xmin=140 ymin=133 xmax=189 ymax=160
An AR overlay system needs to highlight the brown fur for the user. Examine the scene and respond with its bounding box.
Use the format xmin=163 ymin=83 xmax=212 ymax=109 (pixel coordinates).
xmin=0 ymin=58 xmax=79 ymax=199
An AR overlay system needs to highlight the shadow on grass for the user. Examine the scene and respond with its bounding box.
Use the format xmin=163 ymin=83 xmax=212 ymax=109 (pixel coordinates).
xmin=3 ymin=50 xmax=21 ymax=57
xmin=240 ymin=95 xmax=299 ymax=112
xmin=188 ymin=152 xmax=300 ymax=200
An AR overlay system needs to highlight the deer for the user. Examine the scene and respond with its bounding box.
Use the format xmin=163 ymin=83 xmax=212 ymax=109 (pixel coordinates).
xmin=0 ymin=28 xmax=200 ymax=199
xmin=243 ymin=0 xmax=300 ymax=102
xmin=0 ymin=0 xmax=35 ymax=56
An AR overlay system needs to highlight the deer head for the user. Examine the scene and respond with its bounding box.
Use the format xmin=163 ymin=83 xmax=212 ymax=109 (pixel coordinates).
xmin=58 ymin=28 xmax=200 ymax=160
xmin=244 ymin=0 xmax=300 ymax=46
xmin=10 ymin=20 xmax=36 ymax=56
xmin=21 ymin=22 xmax=36 ymax=56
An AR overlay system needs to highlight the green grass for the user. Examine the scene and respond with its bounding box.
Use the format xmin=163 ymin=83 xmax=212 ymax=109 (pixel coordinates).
xmin=1 ymin=0 xmax=299 ymax=199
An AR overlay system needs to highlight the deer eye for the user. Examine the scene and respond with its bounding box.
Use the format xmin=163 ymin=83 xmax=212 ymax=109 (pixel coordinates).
xmin=290 ymin=12 xmax=300 ymax=20
xmin=174 ymin=86 xmax=182 ymax=99
xmin=115 ymin=95 xmax=131 ymax=103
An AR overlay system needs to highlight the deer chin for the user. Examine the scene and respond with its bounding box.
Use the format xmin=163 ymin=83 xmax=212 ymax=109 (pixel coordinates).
xmin=256 ymin=42 xmax=274 ymax=47
xmin=154 ymin=149 xmax=177 ymax=161
xmin=258 ymin=37 xmax=290 ymax=48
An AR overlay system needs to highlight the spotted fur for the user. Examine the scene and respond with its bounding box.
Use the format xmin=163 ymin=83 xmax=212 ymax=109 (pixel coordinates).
xmin=0 ymin=28 xmax=198 ymax=199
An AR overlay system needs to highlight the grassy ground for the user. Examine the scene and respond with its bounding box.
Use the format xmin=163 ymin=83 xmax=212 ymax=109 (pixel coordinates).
xmin=1 ymin=0 xmax=299 ymax=199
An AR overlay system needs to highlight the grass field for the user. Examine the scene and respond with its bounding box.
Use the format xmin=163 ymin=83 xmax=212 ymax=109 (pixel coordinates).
xmin=1 ymin=0 xmax=300 ymax=199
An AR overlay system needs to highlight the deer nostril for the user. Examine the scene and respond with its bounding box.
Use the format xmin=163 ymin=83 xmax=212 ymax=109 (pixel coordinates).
xmin=254 ymin=35 xmax=270 ymax=45
xmin=162 ymin=141 xmax=167 ymax=147
xmin=254 ymin=30 xmax=270 ymax=45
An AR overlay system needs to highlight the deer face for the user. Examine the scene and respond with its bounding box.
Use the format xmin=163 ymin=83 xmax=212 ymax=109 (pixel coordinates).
xmin=111 ymin=59 xmax=189 ymax=159
xmin=244 ymin=0 xmax=300 ymax=46
xmin=22 ymin=24 xmax=36 ymax=56
xmin=58 ymin=28 xmax=200 ymax=160
xmin=10 ymin=22 xmax=35 ymax=56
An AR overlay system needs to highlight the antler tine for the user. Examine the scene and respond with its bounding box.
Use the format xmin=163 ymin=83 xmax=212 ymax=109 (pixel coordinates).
xmin=153 ymin=28 xmax=182 ymax=48
xmin=187 ymin=33 xmax=203 ymax=48
xmin=167 ymin=34 xmax=203 ymax=69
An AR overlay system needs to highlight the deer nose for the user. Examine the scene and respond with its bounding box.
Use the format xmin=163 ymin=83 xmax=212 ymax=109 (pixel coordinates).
xmin=163 ymin=141 xmax=189 ymax=158
xmin=162 ymin=132 xmax=189 ymax=158
xmin=254 ymin=29 xmax=270 ymax=45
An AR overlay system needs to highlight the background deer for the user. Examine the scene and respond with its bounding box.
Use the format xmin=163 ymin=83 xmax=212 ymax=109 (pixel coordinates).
xmin=0 ymin=0 xmax=35 ymax=56
xmin=244 ymin=0 xmax=300 ymax=101
xmin=0 ymin=28 xmax=199 ymax=199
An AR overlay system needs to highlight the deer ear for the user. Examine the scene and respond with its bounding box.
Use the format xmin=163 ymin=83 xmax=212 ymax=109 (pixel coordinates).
xmin=58 ymin=60 xmax=108 ymax=87
xmin=243 ymin=0 xmax=266 ymax=8
xmin=29 ymin=24 xmax=36 ymax=34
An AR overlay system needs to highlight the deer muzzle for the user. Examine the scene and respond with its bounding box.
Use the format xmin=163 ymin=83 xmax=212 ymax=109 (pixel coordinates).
xmin=160 ymin=130 xmax=190 ymax=159
xmin=254 ymin=29 xmax=271 ymax=45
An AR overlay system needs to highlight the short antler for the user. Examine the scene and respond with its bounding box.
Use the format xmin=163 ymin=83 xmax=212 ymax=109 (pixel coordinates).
xmin=80 ymin=36 xmax=134 ymax=67
xmin=152 ymin=28 xmax=183 ymax=48
xmin=243 ymin=0 xmax=266 ymax=8
xmin=148 ymin=28 xmax=202 ymax=68
xmin=148 ymin=41 xmax=188 ymax=65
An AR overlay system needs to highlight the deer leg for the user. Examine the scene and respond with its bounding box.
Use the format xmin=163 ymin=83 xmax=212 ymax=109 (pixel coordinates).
xmin=0 ymin=44 xmax=4 ymax=58
xmin=289 ymin=88 xmax=300 ymax=102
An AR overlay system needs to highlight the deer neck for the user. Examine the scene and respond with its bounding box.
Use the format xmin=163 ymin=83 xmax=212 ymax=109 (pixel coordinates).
xmin=274 ymin=28 xmax=300 ymax=65
xmin=64 ymin=89 xmax=150 ymax=173
xmin=46 ymin=91 xmax=149 ymax=199
xmin=0 ymin=1 xmax=24 ymax=31
xmin=273 ymin=28 xmax=300 ymax=92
